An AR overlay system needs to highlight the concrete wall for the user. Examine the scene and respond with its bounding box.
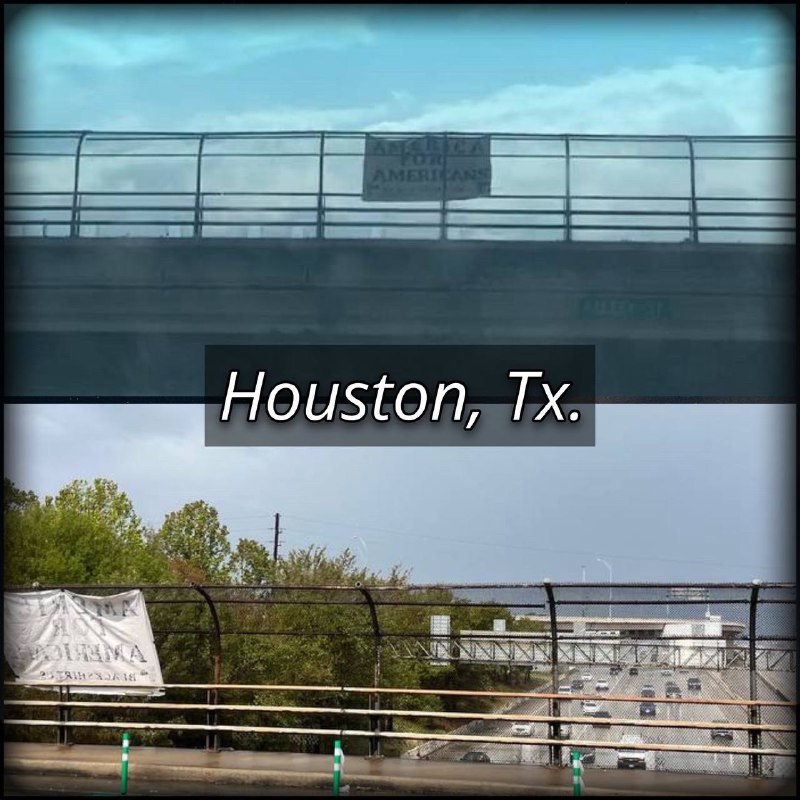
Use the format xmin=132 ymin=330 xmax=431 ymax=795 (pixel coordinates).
xmin=5 ymin=238 xmax=795 ymax=398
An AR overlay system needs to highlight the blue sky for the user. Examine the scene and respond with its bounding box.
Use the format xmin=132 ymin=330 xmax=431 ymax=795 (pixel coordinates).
xmin=4 ymin=6 xmax=796 ymax=584
xmin=6 ymin=5 xmax=795 ymax=133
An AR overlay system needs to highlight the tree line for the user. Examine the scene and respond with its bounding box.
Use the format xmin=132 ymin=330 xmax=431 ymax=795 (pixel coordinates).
xmin=4 ymin=477 xmax=544 ymax=753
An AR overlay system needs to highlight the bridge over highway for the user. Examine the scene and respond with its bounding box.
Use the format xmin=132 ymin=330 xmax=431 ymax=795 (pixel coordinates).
xmin=4 ymin=131 xmax=795 ymax=400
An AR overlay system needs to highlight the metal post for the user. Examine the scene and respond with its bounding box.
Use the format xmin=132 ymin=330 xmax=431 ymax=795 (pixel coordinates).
xmin=687 ymin=137 xmax=699 ymax=243
xmin=121 ymin=731 xmax=130 ymax=795
xmin=748 ymin=579 xmax=762 ymax=777
xmin=357 ymin=584 xmax=382 ymax=757
xmin=564 ymin=136 xmax=572 ymax=242
xmin=57 ymin=686 xmax=67 ymax=745
xmin=317 ymin=132 xmax=326 ymax=239
xmin=193 ymin=134 xmax=207 ymax=238
xmin=333 ymin=738 xmax=343 ymax=795
xmin=70 ymin=132 xmax=88 ymax=238
xmin=543 ymin=579 xmax=561 ymax=766
xmin=192 ymin=584 xmax=222 ymax=751
xmin=439 ymin=133 xmax=449 ymax=241
xmin=572 ymin=750 xmax=583 ymax=795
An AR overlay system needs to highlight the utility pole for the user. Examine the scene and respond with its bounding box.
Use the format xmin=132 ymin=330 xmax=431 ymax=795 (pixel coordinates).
xmin=273 ymin=512 xmax=281 ymax=561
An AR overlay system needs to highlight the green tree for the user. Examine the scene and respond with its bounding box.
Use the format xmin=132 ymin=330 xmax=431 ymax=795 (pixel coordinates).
xmin=154 ymin=500 xmax=233 ymax=581
xmin=4 ymin=478 xmax=168 ymax=586
xmin=4 ymin=478 xmax=38 ymax=515
xmin=230 ymin=538 xmax=275 ymax=584
xmin=50 ymin=478 xmax=148 ymax=545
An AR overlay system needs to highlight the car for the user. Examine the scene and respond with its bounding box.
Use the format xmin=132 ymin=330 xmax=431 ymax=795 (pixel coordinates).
xmin=610 ymin=664 xmax=622 ymax=675
xmin=629 ymin=666 xmax=639 ymax=676
xmin=572 ymin=746 xmax=595 ymax=765
xmin=710 ymin=723 xmax=734 ymax=742
xmin=595 ymin=680 xmax=610 ymax=692
xmin=461 ymin=751 xmax=491 ymax=763
xmin=581 ymin=673 xmax=593 ymax=682
xmin=640 ymin=701 xmax=657 ymax=717
xmin=571 ymin=678 xmax=584 ymax=691
xmin=590 ymin=710 xmax=612 ymax=727
xmin=511 ymin=722 xmax=534 ymax=736
xmin=558 ymin=685 xmax=572 ymax=696
xmin=687 ymin=677 xmax=702 ymax=691
xmin=661 ymin=668 xmax=673 ymax=676
xmin=582 ymin=700 xmax=601 ymax=714
xmin=617 ymin=734 xmax=648 ymax=769
xmin=641 ymin=685 xmax=656 ymax=698
xmin=666 ymin=685 xmax=682 ymax=699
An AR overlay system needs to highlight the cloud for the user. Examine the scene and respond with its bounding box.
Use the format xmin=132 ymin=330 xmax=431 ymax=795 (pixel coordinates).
xmin=181 ymin=61 xmax=792 ymax=136
xmin=14 ymin=9 xmax=375 ymax=73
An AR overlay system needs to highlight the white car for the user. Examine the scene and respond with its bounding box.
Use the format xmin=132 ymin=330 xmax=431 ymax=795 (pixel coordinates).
xmin=511 ymin=722 xmax=534 ymax=736
xmin=557 ymin=685 xmax=572 ymax=695
xmin=595 ymin=680 xmax=610 ymax=692
xmin=581 ymin=673 xmax=593 ymax=682
xmin=582 ymin=700 xmax=601 ymax=714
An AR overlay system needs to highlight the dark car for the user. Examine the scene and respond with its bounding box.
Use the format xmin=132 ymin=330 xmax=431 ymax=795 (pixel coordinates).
xmin=641 ymin=686 xmax=656 ymax=698
xmin=640 ymin=701 xmax=657 ymax=717
xmin=666 ymin=685 xmax=682 ymax=699
xmin=571 ymin=678 xmax=584 ymax=690
xmin=629 ymin=666 xmax=639 ymax=676
xmin=710 ymin=724 xmax=734 ymax=742
xmin=461 ymin=751 xmax=491 ymax=763
xmin=590 ymin=710 xmax=612 ymax=727
xmin=610 ymin=664 xmax=622 ymax=675
xmin=687 ymin=677 xmax=702 ymax=691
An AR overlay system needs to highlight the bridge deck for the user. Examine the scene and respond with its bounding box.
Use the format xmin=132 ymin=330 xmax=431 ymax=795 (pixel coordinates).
xmin=4 ymin=742 xmax=795 ymax=796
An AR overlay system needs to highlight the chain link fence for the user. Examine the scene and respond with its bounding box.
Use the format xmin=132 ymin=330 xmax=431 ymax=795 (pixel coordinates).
xmin=4 ymin=581 xmax=795 ymax=779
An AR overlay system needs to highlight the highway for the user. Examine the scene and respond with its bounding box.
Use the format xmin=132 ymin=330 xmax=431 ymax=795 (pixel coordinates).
xmin=424 ymin=664 xmax=796 ymax=779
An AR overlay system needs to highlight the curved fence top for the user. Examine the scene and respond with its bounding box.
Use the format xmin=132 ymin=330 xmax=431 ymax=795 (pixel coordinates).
xmin=4 ymin=130 xmax=796 ymax=244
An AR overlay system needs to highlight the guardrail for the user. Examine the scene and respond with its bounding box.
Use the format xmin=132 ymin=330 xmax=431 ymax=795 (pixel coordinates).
xmin=4 ymin=681 xmax=795 ymax=778
xmin=4 ymin=131 xmax=796 ymax=243
xmin=5 ymin=581 xmax=795 ymax=777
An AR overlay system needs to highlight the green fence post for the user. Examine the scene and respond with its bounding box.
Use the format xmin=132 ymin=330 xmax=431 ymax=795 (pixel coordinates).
xmin=571 ymin=750 xmax=583 ymax=796
xmin=333 ymin=738 xmax=342 ymax=796
xmin=121 ymin=732 xmax=130 ymax=795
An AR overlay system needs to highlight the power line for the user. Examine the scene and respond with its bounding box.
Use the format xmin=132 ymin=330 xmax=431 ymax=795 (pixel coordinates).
xmin=275 ymin=514 xmax=773 ymax=572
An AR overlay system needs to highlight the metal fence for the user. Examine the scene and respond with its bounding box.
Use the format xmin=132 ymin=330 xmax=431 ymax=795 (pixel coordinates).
xmin=3 ymin=581 xmax=796 ymax=780
xmin=4 ymin=131 xmax=796 ymax=243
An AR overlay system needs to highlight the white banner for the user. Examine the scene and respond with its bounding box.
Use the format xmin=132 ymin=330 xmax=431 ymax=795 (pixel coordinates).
xmin=362 ymin=134 xmax=492 ymax=201
xmin=3 ymin=589 xmax=165 ymax=696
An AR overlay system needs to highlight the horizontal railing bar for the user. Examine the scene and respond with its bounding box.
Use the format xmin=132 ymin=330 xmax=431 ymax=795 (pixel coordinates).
xmin=5 ymin=700 xmax=795 ymax=734
xmin=143 ymin=629 xmax=781 ymax=641
xmin=5 ymin=581 xmax=794 ymax=590
xmin=5 ymin=130 xmax=796 ymax=143
xmin=4 ymin=191 xmax=794 ymax=203
xmin=5 ymin=682 xmax=794 ymax=706
xmin=6 ymin=205 xmax=795 ymax=220
xmin=16 ymin=151 xmax=787 ymax=161
xmin=3 ymin=719 xmax=794 ymax=757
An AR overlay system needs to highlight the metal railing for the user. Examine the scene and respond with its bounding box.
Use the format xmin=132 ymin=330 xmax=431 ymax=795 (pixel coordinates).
xmin=4 ymin=581 xmax=795 ymax=778
xmin=4 ymin=131 xmax=796 ymax=243
xmin=4 ymin=682 xmax=795 ymax=776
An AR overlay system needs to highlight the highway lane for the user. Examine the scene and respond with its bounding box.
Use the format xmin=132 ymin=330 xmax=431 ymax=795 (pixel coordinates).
xmin=423 ymin=664 xmax=795 ymax=779
xmin=711 ymin=668 xmax=796 ymax=778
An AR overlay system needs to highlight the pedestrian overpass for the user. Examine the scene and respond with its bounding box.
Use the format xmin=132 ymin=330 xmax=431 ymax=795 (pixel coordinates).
xmin=4 ymin=131 xmax=795 ymax=399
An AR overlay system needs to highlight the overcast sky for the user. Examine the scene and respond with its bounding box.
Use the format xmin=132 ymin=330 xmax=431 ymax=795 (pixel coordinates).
xmin=4 ymin=6 xmax=795 ymax=584
xmin=4 ymin=403 xmax=795 ymax=583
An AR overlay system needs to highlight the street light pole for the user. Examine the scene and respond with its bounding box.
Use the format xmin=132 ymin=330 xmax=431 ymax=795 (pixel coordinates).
xmin=597 ymin=558 xmax=613 ymax=618
xmin=581 ymin=564 xmax=586 ymax=617
xmin=353 ymin=536 xmax=369 ymax=574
